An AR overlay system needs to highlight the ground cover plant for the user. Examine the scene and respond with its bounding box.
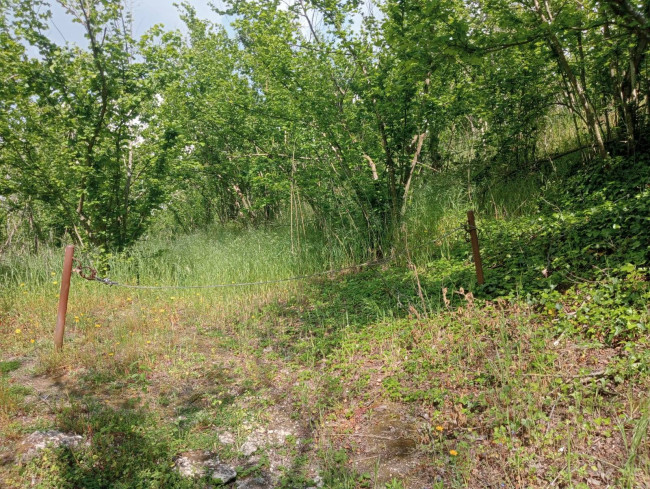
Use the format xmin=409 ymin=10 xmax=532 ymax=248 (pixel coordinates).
xmin=1 ymin=153 xmax=649 ymax=488
xmin=1 ymin=0 xmax=650 ymax=486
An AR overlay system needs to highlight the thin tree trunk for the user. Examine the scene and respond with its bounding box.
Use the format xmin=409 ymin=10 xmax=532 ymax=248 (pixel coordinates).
xmin=560 ymin=72 xmax=584 ymax=148
xmin=534 ymin=0 xmax=608 ymax=159
xmin=122 ymin=142 xmax=133 ymax=247
xmin=401 ymin=132 xmax=427 ymax=218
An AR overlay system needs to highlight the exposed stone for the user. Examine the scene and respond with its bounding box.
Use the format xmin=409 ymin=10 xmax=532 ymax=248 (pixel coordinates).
xmin=240 ymin=440 xmax=258 ymax=457
xmin=218 ymin=431 xmax=235 ymax=445
xmin=266 ymin=428 xmax=293 ymax=445
xmin=210 ymin=464 xmax=237 ymax=484
xmin=20 ymin=430 xmax=84 ymax=461
xmin=174 ymin=450 xmax=236 ymax=484
xmin=236 ymin=474 xmax=272 ymax=488
xmin=241 ymin=426 xmax=296 ymax=456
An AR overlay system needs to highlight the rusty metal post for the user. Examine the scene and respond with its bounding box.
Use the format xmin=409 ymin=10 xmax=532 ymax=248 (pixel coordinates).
xmin=467 ymin=211 xmax=484 ymax=285
xmin=54 ymin=245 xmax=75 ymax=351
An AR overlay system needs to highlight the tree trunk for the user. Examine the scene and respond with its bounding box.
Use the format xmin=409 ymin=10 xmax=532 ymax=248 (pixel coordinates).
xmin=534 ymin=0 xmax=608 ymax=159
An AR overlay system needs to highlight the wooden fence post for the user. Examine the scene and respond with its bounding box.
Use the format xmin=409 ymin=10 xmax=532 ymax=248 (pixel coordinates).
xmin=54 ymin=245 xmax=75 ymax=351
xmin=467 ymin=211 xmax=485 ymax=285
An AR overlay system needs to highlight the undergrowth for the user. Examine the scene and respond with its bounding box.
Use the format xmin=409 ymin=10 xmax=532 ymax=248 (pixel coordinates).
xmin=0 ymin=153 xmax=649 ymax=488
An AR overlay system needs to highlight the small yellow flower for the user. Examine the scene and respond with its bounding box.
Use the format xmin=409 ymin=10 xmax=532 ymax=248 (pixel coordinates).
xmin=95 ymin=324 xmax=101 ymax=328
xmin=30 ymin=339 xmax=35 ymax=344
xmin=108 ymin=352 xmax=114 ymax=356
xmin=449 ymin=449 xmax=458 ymax=457
xmin=159 ymin=308 xmax=165 ymax=313
xmin=51 ymin=272 xmax=56 ymax=276
xmin=74 ymin=316 xmax=80 ymax=323
xmin=20 ymin=283 xmax=25 ymax=287
xmin=52 ymin=281 xmax=58 ymax=285
xmin=435 ymin=425 xmax=444 ymax=432
xmin=127 ymin=297 xmax=132 ymax=301
xmin=15 ymin=328 xmax=21 ymax=334
xmin=146 ymin=340 xmax=151 ymax=344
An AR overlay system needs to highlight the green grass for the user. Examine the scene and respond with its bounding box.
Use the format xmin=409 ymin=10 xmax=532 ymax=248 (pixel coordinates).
xmin=1 ymin=153 xmax=649 ymax=488
xmin=0 ymin=360 xmax=22 ymax=375
xmin=1 ymin=225 xmax=331 ymax=291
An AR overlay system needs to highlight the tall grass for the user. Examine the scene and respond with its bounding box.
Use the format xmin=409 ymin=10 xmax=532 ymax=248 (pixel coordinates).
xmin=0 ymin=225 xmax=339 ymax=294
xmin=0 ymin=130 xmax=585 ymax=308
xmin=0 ymin=172 xmax=527 ymax=304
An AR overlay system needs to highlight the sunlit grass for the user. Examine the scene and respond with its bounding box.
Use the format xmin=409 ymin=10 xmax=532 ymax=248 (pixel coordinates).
xmin=1 ymin=156 xmax=649 ymax=487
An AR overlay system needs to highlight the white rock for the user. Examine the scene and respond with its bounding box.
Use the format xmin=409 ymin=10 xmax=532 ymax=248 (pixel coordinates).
xmin=236 ymin=475 xmax=272 ymax=488
xmin=175 ymin=456 xmax=204 ymax=478
xmin=218 ymin=431 xmax=235 ymax=445
xmin=174 ymin=450 xmax=236 ymax=484
xmin=20 ymin=431 xmax=84 ymax=461
xmin=240 ymin=441 xmax=258 ymax=457
xmin=267 ymin=428 xmax=293 ymax=445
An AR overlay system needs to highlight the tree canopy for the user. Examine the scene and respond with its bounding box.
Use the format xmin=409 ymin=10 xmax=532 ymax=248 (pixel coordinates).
xmin=1 ymin=0 xmax=648 ymax=253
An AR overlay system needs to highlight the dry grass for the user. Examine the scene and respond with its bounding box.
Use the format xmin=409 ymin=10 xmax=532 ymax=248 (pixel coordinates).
xmin=1 ymin=277 xmax=648 ymax=488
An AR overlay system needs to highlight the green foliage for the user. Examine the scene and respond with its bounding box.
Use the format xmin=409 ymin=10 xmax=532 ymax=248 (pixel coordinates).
xmin=25 ymin=404 xmax=194 ymax=489
xmin=259 ymin=151 xmax=650 ymax=347
xmin=0 ymin=360 xmax=30 ymax=419
xmin=1 ymin=0 xmax=649 ymax=352
xmin=384 ymin=479 xmax=406 ymax=489
xmin=540 ymin=266 xmax=648 ymax=344
xmin=0 ymin=0 xmax=190 ymax=250
xmin=383 ymin=375 xmax=446 ymax=404
xmin=0 ymin=360 xmax=21 ymax=375
xmin=475 ymin=154 xmax=650 ymax=342
xmin=2 ymin=0 xmax=650 ymax=255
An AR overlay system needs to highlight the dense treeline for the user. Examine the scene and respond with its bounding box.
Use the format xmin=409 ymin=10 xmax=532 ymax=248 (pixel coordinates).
xmin=1 ymin=0 xmax=648 ymax=253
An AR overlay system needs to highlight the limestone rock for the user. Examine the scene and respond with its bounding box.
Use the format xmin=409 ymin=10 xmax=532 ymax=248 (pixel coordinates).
xmin=174 ymin=450 xmax=236 ymax=484
xmin=20 ymin=430 xmax=84 ymax=461
xmin=218 ymin=431 xmax=235 ymax=445
xmin=240 ymin=441 xmax=258 ymax=457
xmin=236 ymin=474 xmax=272 ymax=488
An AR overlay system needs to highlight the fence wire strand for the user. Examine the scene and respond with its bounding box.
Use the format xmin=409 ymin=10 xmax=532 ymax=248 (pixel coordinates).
xmin=78 ymin=226 xmax=467 ymax=290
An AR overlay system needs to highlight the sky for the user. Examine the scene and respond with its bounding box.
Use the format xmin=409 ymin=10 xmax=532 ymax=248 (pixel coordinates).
xmin=46 ymin=0 xmax=223 ymax=47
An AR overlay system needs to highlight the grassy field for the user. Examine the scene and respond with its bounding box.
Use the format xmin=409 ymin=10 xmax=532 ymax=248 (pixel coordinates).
xmin=1 ymin=156 xmax=649 ymax=488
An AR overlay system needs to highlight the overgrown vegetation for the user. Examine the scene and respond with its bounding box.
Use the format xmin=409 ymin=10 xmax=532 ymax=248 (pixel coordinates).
xmin=2 ymin=0 xmax=649 ymax=252
xmin=1 ymin=0 xmax=649 ymax=487
xmin=1 ymin=149 xmax=649 ymax=487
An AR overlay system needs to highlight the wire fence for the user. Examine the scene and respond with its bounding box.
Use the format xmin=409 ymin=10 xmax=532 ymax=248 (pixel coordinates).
xmin=72 ymin=226 xmax=469 ymax=290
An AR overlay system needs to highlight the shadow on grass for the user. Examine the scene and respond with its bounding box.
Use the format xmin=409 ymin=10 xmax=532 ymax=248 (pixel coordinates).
xmin=21 ymin=360 xmax=257 ymax=488
xmin=25 ymin=400 xmax=197 ymax=488
xmin=255 ymin=258 xmax=477 ymax=363
xmin=257 ymin=159 xmax=650 ymax=359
